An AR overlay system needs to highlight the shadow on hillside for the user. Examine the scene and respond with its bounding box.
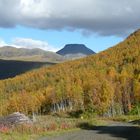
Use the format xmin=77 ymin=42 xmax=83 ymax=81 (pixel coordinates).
xmin=77 ymin=122 xmax=140 ymax=140
xmin=0 ymin=59 xmax=55 ymax=80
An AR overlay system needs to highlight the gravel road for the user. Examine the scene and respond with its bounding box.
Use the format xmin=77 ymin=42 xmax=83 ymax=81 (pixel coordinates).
xmin=39 ymin=122 xmax=140 ymax=140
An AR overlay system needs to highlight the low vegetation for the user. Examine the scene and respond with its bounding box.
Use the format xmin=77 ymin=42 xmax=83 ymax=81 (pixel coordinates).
xmin=0 ymin=115 xmax=108 ymax=140
xmin=0 ymin=114 xmax=139 ymax=140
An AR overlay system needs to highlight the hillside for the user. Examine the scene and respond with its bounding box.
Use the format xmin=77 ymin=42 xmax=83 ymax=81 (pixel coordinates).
xmin=57 ymin=44 xmax=95 ymax=59
xmin=0 ymin=59 xmax=55 ymax=80
xmin=0 ymin=46 xmax=64 ymax=63
xmin=0 ymin=29 xmax=140 ymax=116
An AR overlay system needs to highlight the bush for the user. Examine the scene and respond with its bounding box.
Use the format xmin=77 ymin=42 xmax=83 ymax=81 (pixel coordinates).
xmin=129 ymin=104 xmax=140 ymax=115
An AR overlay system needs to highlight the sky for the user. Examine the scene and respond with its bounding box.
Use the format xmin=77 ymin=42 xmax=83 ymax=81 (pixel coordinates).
xmin=0 ymin=0 xmax=140 ymax=52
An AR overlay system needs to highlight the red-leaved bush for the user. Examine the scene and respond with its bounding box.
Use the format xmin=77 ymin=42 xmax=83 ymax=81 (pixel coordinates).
xmin=0 ymin=125 xmax=10 ymax=134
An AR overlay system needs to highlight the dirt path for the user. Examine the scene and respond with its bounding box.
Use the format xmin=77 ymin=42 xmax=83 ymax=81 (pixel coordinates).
xmin=39 ymin=122 xmax=140 ymax=140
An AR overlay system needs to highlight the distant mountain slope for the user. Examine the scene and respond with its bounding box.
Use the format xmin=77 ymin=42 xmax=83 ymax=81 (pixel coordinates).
xmin=0 ymin=45 xmax=94 ymax=79
xmin=0 ymin=46 xmax=46 ymax=57
xmin=0 ymin=46 xmax=64 ymax=63
xmin=57 ymin=44 xmax=95 ymax=59
xmin=0 ymin=59 xmax=54 ymax=80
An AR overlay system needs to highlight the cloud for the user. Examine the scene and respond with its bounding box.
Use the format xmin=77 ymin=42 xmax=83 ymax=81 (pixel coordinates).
xmin=0 ymin=38 xmax=7 ymax=46
xmin=12 ymin=38 xmax=58 ymax=52
xmin=0 ymin=0 xmax=140 ymax=36
xmin=0 ymin=0 xmax=20 ymax=27
xmin=0 ymin=37 xmax=58 ymax=52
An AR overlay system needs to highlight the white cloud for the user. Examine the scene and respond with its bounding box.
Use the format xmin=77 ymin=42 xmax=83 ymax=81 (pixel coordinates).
xmin=0 ymin=37 xmax=58 ymax=52
xmin=12 ymin=38 xmax=58 ymax=52
xmin=0 ymin=38 xmax=7 ymax=46
xmin=0 ymin=0 xmax=140 ymax=36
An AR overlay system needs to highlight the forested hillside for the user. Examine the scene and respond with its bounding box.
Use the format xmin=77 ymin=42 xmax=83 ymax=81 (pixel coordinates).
xmin=1 ymin=29 xmax=140 ymax=116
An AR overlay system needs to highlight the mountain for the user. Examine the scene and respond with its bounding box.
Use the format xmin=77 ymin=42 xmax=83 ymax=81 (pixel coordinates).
xmin=57 ymin=44 xmax=95 ymax=59
xmin=0 ymin=45 xmax=95 ymax=62
xmin=0 ymin=46 xmax=64 ymax=63
xmin=0 ymin=46 xmax=61 ymax=79
xmin=1 ymin=29 xmax=140 ymax=116
xmin=0 ymin=45 xmax=94 ymax=80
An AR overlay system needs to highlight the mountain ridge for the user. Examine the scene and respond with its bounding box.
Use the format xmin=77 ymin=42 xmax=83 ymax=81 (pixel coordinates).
xmin=0 ymin=46 xmax=64 ymax=62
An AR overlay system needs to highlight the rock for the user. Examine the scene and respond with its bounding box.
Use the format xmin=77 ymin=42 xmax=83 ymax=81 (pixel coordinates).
xmin=0 ymin=112 xmax=32 ymax=125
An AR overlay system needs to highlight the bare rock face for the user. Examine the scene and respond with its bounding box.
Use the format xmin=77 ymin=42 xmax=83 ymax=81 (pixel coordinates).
xmin=0 ymin=112 xmax=32 ymax=125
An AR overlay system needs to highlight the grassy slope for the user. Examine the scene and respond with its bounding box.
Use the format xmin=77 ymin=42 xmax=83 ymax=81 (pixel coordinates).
xmin=0 ymin=46 xmax=65 ymax=63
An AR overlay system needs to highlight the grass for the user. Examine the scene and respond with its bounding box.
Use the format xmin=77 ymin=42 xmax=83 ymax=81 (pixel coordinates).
xmin=0 ymin=115 xmax=82 ymax=140
xmin=109 ymin=115 xmax=140 ymax=122
xmin=0 ymin=132 xmax=36 ymax=140
xmin=0 ymin=129 xmax=80 ymax=140
xmin=0 ymin=115 xmax=107 ymax=140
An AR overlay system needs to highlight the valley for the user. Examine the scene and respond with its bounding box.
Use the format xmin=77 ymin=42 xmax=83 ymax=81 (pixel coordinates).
xmin=1 ymin=29 xmax=140 ymax=116
xmin=0 ymin=29 xmax=140 ymax=140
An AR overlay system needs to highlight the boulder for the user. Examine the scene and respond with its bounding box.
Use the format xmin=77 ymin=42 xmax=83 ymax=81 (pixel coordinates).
xmin=0 ymin=112 xmax=32 ymax=125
